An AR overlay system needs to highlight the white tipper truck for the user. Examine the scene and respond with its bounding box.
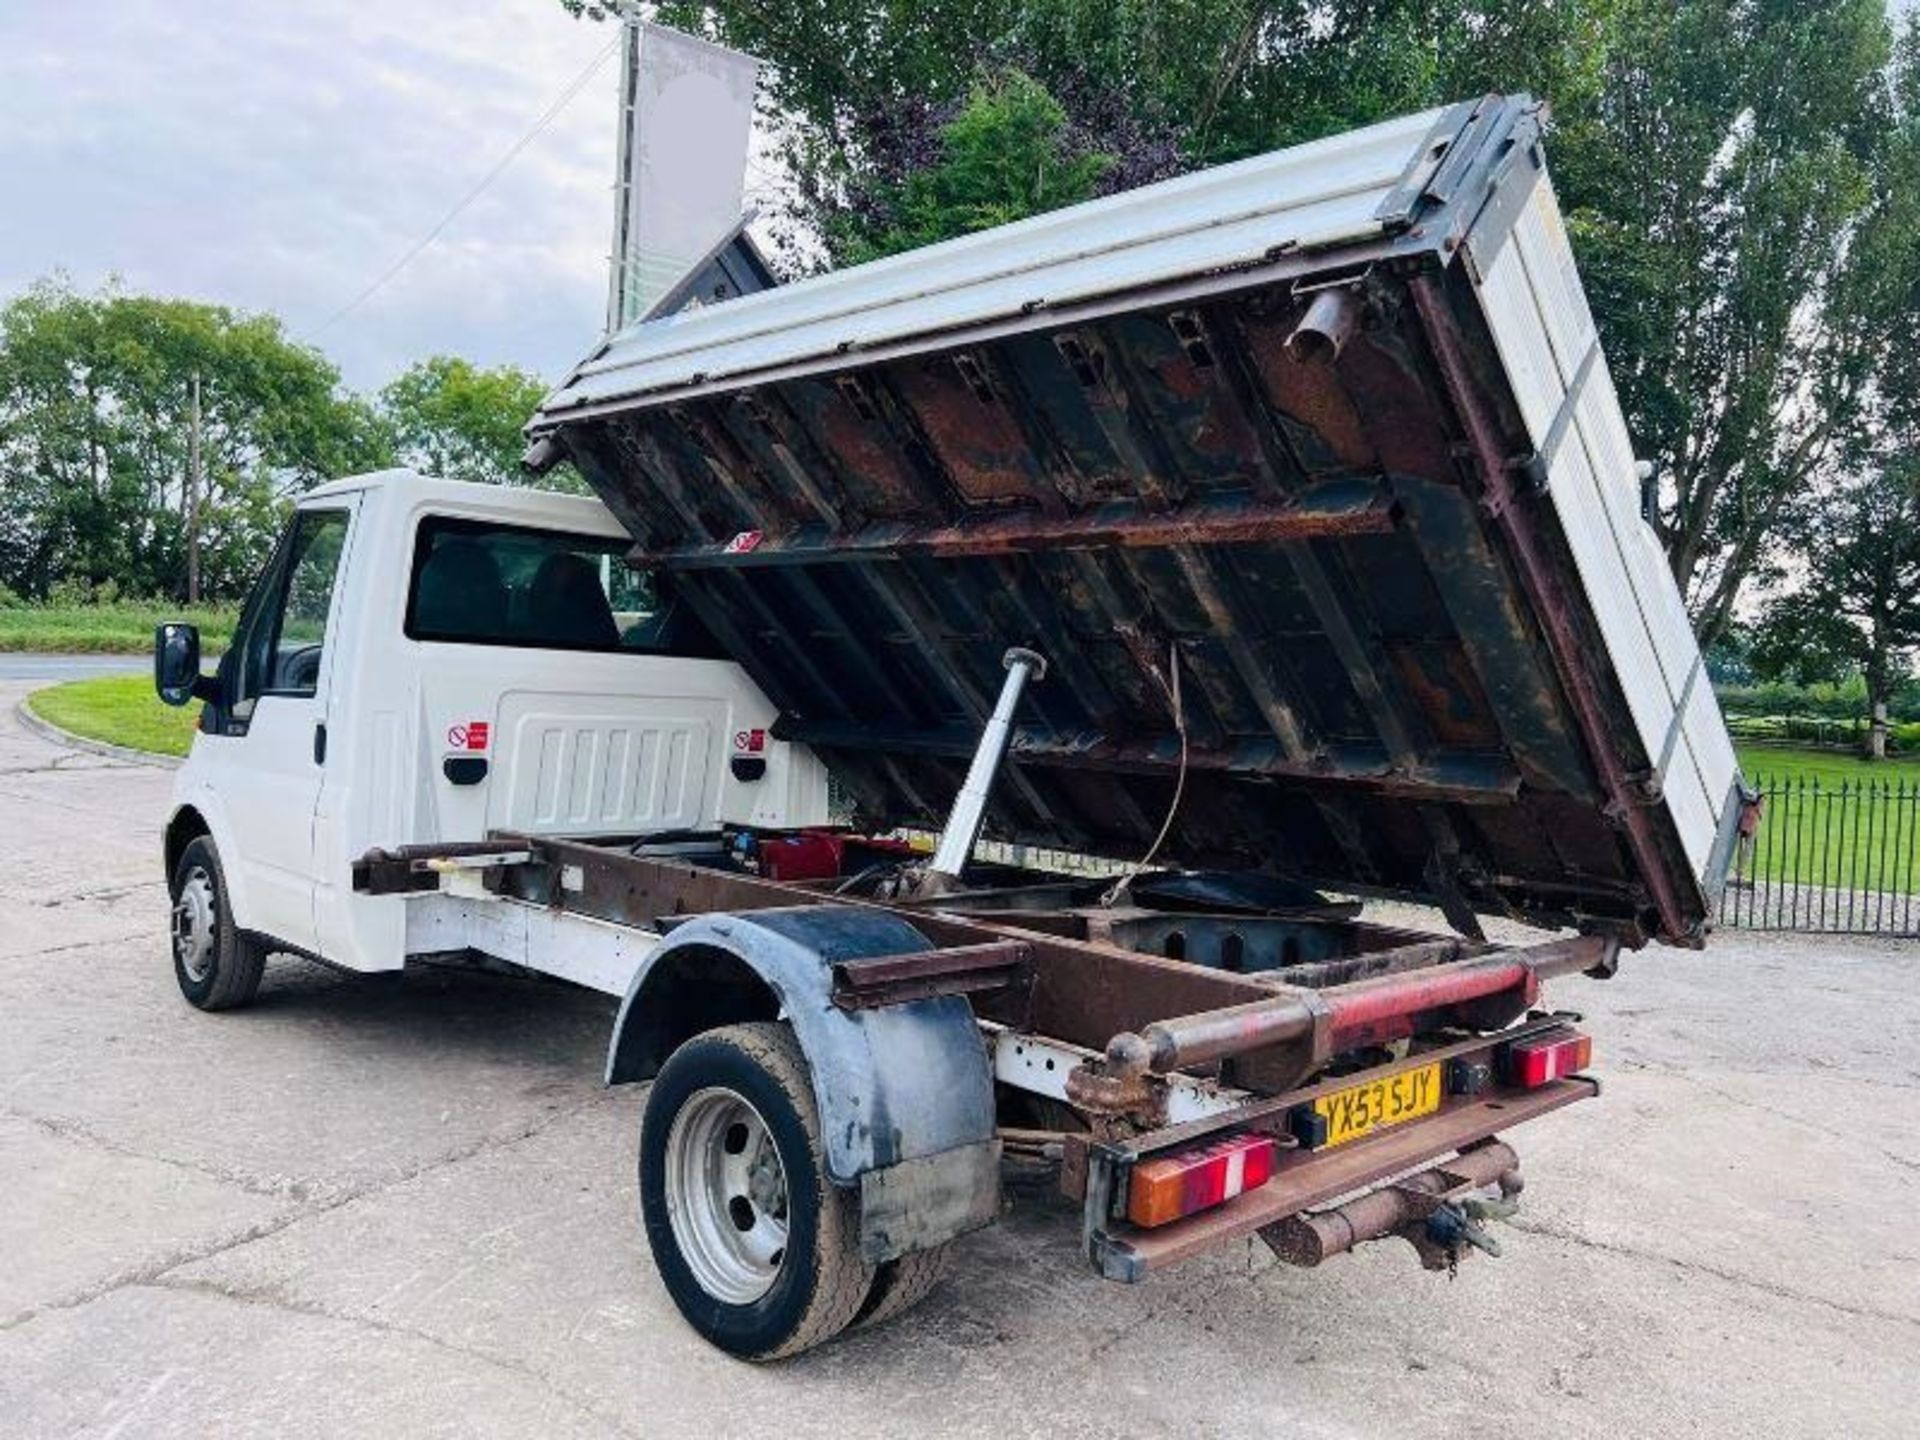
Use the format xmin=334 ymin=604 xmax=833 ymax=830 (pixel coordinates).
xmin=154 ymin=95 xmax=1749 ymax=1359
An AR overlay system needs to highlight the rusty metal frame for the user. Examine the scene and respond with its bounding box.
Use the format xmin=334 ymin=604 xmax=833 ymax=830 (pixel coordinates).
xmin=360 ymin=827 xmax=1606 ymax=1279
xmin=631 ymin=478 xmax=1400 ymax=569
xmin=830 ymin=940 xmax=1033 ymax=1011
xmin=1406 ymin=274 xmax=1690 ymax=941
xmin=365 ymin=830 xmax=1611 ymax=1099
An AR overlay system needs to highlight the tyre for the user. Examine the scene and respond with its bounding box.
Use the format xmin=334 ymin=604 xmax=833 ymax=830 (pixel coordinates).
xmin=639 ymin=1022 xmax=873 ymax=1360
xmin=169 ymin=835 xmax=266 ymax=1011
xmin=853 ymin=1243 xmax=950 ymax=1331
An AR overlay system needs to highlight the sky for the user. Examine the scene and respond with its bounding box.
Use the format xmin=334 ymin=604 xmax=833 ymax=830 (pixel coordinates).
xmin=0 ymin=1 xmax=635 ymax=392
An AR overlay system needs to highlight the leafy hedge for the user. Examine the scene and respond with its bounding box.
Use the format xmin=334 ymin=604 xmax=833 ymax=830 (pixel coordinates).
xmin=0 ymin=587 xmax=238 ymax=654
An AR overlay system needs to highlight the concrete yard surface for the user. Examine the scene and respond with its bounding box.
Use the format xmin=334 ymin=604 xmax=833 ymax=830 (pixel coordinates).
xmin=2 ymin=676 xmax=1916 ymax=1439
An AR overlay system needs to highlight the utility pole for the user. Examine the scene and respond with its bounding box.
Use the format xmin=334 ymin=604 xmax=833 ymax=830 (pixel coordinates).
xmin=187 ymin=372 xmax=202 ymax=605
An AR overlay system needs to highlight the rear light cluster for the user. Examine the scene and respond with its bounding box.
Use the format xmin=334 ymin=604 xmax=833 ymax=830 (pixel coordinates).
xmin=1500 ymin=1027 xmax=1592 ymax=1088
xmin=1120 ymin=1027 xmax=1592 ymax=1231
xmin=1126 ymin=1133 xmax=1276 ymax=1228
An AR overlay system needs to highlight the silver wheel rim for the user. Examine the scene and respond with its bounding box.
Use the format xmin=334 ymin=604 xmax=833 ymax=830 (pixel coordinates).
xmin=173 ymin=866 xmax=217 ymax=984
xmin=664 ymin=1086 xmax=790 ymax=1305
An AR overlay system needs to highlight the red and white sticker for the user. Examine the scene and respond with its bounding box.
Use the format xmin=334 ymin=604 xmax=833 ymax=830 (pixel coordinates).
xmin=446 ymin=720 xmax=490 ymax=752
xmin=723 ymin=530 xmax=764 ymax=554
xmin=732 ymin=727 xmax=766 ymax=755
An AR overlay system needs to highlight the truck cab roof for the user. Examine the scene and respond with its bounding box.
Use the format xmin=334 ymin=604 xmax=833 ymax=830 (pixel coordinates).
xmin=299 ymin=468 xmax=625 ymax=539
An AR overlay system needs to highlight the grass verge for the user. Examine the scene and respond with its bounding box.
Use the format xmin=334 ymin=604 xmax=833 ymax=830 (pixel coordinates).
xmin=1735 ymin=743 xmax=1920 ymax=784
xmin=1733 ymin=745 xmax=1919 ymax=895
xmin=0 ymin=601 xmax=238 ymax=654
xmin=27 ymin=673 xmax=199 ymax=758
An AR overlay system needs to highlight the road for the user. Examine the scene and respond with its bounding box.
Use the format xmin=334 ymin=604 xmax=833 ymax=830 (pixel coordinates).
xmin=0 ymin=653 xmax=143 ymax=682
xmin=1 ymin=674 xmax=1916 ymax=1439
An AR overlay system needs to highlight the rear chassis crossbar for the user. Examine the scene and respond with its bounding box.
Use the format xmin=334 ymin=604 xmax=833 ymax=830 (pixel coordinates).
xmin=1084 ymin=1075 xmax=1596 ymax=1281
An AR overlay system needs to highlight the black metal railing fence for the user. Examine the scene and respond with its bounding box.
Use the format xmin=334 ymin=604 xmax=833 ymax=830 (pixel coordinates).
xmin=1721 ymin=774 xmax=1920 ymax=936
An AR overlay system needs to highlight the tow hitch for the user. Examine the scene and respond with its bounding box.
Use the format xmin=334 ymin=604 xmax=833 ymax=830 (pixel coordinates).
xmin=1260 ymin=1138 xmax=1526 ymax=1274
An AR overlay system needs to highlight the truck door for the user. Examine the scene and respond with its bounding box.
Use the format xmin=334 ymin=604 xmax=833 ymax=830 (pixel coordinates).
xmin=200 ymin=502 xmax=357 ymax=956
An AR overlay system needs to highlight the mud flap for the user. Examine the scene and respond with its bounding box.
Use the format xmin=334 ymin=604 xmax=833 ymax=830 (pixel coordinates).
xmin=858 ymin=1138 xmax=1003 ymax=1263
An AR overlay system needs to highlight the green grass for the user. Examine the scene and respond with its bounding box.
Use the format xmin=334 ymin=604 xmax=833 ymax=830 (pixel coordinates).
xmin=0 ymin=600 xmax=238 ymax=654
xmin=1735 ymin=743 xmax=1920 ymax=783
xmin=1732 ymin=745 xmax=1920 ymax=895
xmin=27 ymin=673 xmax=201 ymax=758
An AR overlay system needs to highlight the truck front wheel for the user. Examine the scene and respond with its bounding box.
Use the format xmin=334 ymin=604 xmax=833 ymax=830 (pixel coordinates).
xmin=639 ymin=1022 xmax=873 ymax=1359
xmin=169 ymin=836 xmax=265 ymax=1011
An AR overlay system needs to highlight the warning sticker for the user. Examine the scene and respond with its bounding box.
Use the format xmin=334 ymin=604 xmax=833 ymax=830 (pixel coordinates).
xmin=732 ymin=727 xmax=766 ymax=755
xmin=447 ymin=721 xmax=490 ymax=751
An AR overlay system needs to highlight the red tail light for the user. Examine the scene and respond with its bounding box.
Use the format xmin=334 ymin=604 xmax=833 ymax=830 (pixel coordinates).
xmin=1501 ymin=1027 xmax=1592 ymax=1088
xmin=1126 ymin=1133 xmax=1276 ymax=1228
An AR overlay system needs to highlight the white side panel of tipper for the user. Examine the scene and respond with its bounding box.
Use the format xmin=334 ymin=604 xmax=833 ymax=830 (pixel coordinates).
xmin=543 ymin=107 xmax=1446 ymax=411
xmin=1469 ymin=175 xmax=1738 ymax=883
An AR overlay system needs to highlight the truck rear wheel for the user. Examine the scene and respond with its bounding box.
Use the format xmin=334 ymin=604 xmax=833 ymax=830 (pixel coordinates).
xmin=169 ymin=836 xmax=265 ymax=1011
xmin=639 ymin=1022 xmax=873 ymax=1359
xmin=854 ymin=1243 xmax=950 ymax=1330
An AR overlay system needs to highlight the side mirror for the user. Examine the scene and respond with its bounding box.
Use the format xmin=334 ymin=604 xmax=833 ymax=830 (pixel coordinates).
xmin=154 ymin=622 xmax=208 ymax=707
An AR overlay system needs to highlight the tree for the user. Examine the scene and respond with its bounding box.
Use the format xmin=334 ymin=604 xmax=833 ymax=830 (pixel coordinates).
xmin=1752 ymin=463 xmax=1920 ymax=759
xmin=1553 ymin=0 xmax=1916 ymax=646
xmin=829 ymin=70 xmax=1115 ymax=264
xmin=0 ymin=278 xmax=391 ymax=601
xmin=379 ymin=355 xmax=580 ymax=490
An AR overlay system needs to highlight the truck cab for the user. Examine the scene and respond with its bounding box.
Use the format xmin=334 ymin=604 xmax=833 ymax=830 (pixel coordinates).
xmin=159 ymin=469 xmax=828 ymax=978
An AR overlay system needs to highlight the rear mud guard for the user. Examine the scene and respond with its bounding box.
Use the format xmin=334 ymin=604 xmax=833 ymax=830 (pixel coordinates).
xmin=606 ymin=907 xmax=998 ymax=1255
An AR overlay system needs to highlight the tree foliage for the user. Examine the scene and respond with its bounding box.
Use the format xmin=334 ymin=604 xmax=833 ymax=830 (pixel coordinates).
xmin=0 ymin=284 xmax=585 ymax=604
xmin=828 ymin=70 xmax=1115 ymax=264
xmin=1555 ymin=0 xmax=1917 ymax=645
xmin=0 ymin=279 xmax=390 ymax=601
xmin=1751 ymin=462 xmax=1920 ymax=753
xmin=380 ymin=354 xmax=562 ymax=487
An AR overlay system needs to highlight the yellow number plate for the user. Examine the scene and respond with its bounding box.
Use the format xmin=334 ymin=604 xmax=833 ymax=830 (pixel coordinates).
xmin=1314 ymin=1062 xmax=1444 ymax=1148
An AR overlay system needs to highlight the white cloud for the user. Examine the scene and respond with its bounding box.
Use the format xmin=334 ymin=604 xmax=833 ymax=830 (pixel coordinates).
xmin=0 ymin=0 xmax=623 ymax=390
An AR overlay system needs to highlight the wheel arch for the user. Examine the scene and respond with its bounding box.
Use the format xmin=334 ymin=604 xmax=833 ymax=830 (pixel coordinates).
xmin=606 ymin=906 xmax=996 ymax=1186
xmin=163 ymin=795 xmax=257 ymax=934
xmin=164 ymin=805 xmax=212 ymax=885
xmin=605 ymin=941 xmax=782 ymax=1082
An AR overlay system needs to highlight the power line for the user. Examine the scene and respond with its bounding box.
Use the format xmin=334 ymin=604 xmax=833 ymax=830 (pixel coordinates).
xmin=307 ymin=33 xmax=621 ymax=339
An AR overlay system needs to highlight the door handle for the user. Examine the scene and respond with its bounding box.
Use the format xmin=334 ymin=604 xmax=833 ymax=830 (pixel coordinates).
xmin=313 ymin=722 xmax=328 ymax=765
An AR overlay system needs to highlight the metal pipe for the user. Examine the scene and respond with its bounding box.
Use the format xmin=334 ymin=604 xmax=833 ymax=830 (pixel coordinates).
xmin=928 ymin=647 xmax=1048 ymax=882
xmin=1286 ymin=287 xmax=1359 ymax=364
xmin=1262 ymin=1143 xmax=1520 ymax=1267
xmin=1105 ymin=934 xmax=1612 ymax=1077
xmin=1106 ymin=992 xmax=1319 ymax=1075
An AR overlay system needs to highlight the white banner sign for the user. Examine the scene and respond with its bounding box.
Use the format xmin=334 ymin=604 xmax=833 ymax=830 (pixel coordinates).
xmin=607 ymin=21 xmax=761 ymax=332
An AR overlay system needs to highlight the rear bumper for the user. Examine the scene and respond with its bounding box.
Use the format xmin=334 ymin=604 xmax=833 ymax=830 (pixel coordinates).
xmin=1084 ymin=1075 xmax=1596 ymax=1282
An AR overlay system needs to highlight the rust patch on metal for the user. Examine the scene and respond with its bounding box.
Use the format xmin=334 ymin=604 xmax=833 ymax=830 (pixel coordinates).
xmin=1385 ymin=639 xmax=1505 ymax=748
xmin=892 ymin=355 xmax=1040 ymax=504
xmin=780 ymin=375 xmax=924 ymax=521
xmin=1238 ymin=309 xmax=1378 ymax=472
